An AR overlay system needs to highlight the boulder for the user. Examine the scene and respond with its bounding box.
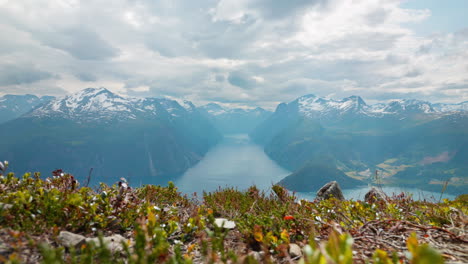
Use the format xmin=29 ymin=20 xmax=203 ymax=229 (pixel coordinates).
xmin=289 ymin=243 xmax=302 ymax=258
xmin=316 ymin=181 xmax=345 ymax=201
xmin=58 ymin=231 xmax=128 ymax=253
xmin=85 ymin=234 xmax=127 ymax=253
xmin=58 ymin=231 xmax=86 ymax=248
xmin=364 ymin=187 xmax=386 ymax=203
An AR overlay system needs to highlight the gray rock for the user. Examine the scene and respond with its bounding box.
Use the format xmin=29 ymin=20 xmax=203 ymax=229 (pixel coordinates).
xmin=0 ymin=203 xmax=12 ymax=210
xmin=214 ymin=218 xmax=236 ymax=229
xmin=58 ymin=231 xmax=85 ymax=248
xmin=0 ymin=243 xmax=12 ymax=258
xmin=58 ymin=231 xmax=129 ymax=254
xmin=364 ymin=187 xmax=386 ymax=203
xmin=85 ymin=234 xmax=127 ymax=253
xmin=316 ymin=181 xmax=345 ymax=200
xmin=289 ymin=243 xmax=302 ymax=258
xmin=248 ymin=251 xmax=262 ymax=262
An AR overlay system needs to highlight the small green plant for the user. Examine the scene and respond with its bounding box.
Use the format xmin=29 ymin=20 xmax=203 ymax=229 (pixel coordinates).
xmin=0 ymin=167 xmax=464 ymax=263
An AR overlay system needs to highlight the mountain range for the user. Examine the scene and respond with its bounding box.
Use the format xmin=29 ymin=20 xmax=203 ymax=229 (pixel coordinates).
xmin=0 ymin=88 xmax=222 ymax=185
xmin=0 ymin=94 xmax=54 ymax=123
xmin=250 ymin=94 xmax=468 ymax=195
xmin=198 ymin=103 xmax=271 ymax=134
xmin=1 ymin=89 xmax=467 ymax=194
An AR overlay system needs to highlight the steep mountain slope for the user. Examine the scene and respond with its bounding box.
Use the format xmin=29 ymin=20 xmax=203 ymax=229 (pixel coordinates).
xmin=433 ymin=101 xmax=468 ymax=112
xmin=0 ymin=88 xmax=222 ymax=185
xmin=279 ymin=157 xmax=363 ymax=192
xmin=0 ymin=94 xmax=54 ymax=123
xmin=251 ymin=95 xmax=468 ymax=194
xmin=198 ymin=103 xmax=271 ymax=134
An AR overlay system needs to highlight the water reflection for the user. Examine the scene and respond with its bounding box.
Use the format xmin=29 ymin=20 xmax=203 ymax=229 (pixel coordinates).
xmin=176 ymin=134 xmax=291 ymax=195
xmin=176 ymin=134 xmax=457 ymax=201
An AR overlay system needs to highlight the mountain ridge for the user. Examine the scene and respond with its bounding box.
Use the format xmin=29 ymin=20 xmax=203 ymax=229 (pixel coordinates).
xmin=250 ymin=94 xmax=468 ymax=195
xmin=0 ymin=88 xmax=222 ymax=184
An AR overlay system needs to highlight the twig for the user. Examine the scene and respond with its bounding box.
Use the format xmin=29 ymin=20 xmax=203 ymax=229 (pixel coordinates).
xmin=85 ymin=167 xmax=93 ymax=187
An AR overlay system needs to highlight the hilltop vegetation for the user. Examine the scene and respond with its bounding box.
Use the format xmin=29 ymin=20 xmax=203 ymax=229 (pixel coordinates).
xmin=0 ymin=167 xmax=466 ymax=263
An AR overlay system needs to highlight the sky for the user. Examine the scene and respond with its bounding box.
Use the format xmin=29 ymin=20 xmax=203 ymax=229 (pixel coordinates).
xmin=0 ymin=0 xmax=467 ymax=109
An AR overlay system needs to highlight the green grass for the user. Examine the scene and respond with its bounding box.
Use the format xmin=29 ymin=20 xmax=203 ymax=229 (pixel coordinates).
xmin=0 ymin=170 xmax=466 ymax=263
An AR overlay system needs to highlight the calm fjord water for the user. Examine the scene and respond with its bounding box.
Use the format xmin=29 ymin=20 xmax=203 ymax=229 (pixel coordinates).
xmin=176 ymin=134 xmax=290 ymax=194
xmin=176 ymin=134 xmax=456 ymax=201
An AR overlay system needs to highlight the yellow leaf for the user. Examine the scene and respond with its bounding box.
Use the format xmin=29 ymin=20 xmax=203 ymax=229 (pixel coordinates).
xmin=280 ymin=229 xmax=290 ymax=243
xmin=407 ymin=233 xmax=418 ymax=254
xmin=187 ymin=244 xmax=196 ymax=253
xmin=254 ymin=226 xmax=263 ymax=242
xmin=147 ymin=207 xmax=156 ymax=226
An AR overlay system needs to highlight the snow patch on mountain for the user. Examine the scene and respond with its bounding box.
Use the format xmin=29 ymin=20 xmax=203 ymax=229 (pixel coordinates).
xmin=291 ymin=95 xmax=457 ymax=118
xmin=433 ymin=102 xmax=468 ymax=112
xmin=199 ymin=103 xmax=268 ymax=116
xmin=297 ymin=94 xmax=370 ymax=117
xmin=25 ymin=88 xmax=198 ymax=122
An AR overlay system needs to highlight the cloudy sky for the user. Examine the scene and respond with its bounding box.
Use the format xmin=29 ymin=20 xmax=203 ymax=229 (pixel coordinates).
xmin=0 ymin=0 xmax=467 ymax=108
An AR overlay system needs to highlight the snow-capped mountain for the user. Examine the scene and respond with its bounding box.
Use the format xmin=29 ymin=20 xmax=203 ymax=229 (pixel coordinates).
xmin=27 ymin=88 xmax=138 ymax=121
xmin=0 ymin=94 xmax=54 ymax=123
xmin=25 ymin=88 xmax=199 ymax=122
xmin=296 ymin=94 xmax=369 ymax=118
xmin=250 ymin=93 xmax=468 ymax=195
xmin=199 ymin=103 xmax=227 ymax=116
xmin=199 ymin=103 xmax=268 ymax=116
xmin=433 ymin=101 xmax=468 ymax=112
xmin=198 ymin=103 xmax=271 ymax=134
xmin=381 ymin=99 xmax=435 ymax=114
xmin=251 ymin=93 xmax=468 ymax=146
xmin=285 ymin=94 xmax=462 ymax=119
xmin=0 ymin=88 xmax=222 ymax=185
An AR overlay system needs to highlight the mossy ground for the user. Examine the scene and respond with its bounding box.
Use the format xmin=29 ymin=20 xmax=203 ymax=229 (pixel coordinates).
xmin=0 ymin=171 xmax=466 ymax=263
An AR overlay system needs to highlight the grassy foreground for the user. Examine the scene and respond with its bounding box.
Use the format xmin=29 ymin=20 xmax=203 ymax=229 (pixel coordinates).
xmin=0 ymin=170 xmax=466 ymax=263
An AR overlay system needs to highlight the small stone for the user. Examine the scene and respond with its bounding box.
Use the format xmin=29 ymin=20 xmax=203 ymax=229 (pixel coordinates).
xmin=248 ymin=251 xmax=262 ymax=262
xmin=364 ymin=187 xmax=386 ymax=203
xmin=0 ymin=203 xmax=12 ymax=210
xmin=214 ymin=218 xmax=236 ymax=229
xmin=289 ymin=243 xmax=302 ymax=258
xmin=0 ymin=243 xmax=12 ymax=258
xmin=58 ymin=231 xmax=86 ymax=248
xmin=85 ymin=234 xmax=127 ymax=253
xmin=316 ymin=181 xmax=345 ymax=201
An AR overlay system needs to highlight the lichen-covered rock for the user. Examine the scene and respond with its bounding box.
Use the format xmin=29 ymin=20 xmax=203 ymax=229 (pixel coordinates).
xmin=316 ymin=181 xmax=345 ymax=200
xmin=365 ymin=187 xmax=386 ymax=203
xmin=85 ymin=234 xmax=127 ymax=253
xmin=289 ymin=243 xmax=302 ymax=258
xmin=58 ymin=231 xmax=128 ymax=253
xmin=58 ymin=231 xmax=85 ymax=248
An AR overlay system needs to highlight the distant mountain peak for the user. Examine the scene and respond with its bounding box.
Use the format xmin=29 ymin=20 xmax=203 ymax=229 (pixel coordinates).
xmin=433 ymin=101 xmax=468 ymax=112
xmin=383 ymin=99 xmax=435 ymax=114
xmin=343 ymin=95 xmax=366 ymax=104
xmin=295 ymin=94 xmax=368 ymax=118
xmin=24 ymin=88 xmax=199 ymax=122
xmin=300 ymin=94 xmax=317 ymax=99
xmin=281 ymin=93 xmax=464 ymax=118
xmin=199 ymin=103 xmax=269 ymax=117
xmin=0 ymin=94 xmax=55 ymax=123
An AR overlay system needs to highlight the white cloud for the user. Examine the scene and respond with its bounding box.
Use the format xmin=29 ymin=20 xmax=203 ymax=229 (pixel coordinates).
xmin=0 ymin=0 xmax=466 ymax=106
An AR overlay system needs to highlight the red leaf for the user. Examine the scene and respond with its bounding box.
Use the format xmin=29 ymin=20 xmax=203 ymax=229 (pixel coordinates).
xmin=284 ymin=215 xmax=294 ymax=221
